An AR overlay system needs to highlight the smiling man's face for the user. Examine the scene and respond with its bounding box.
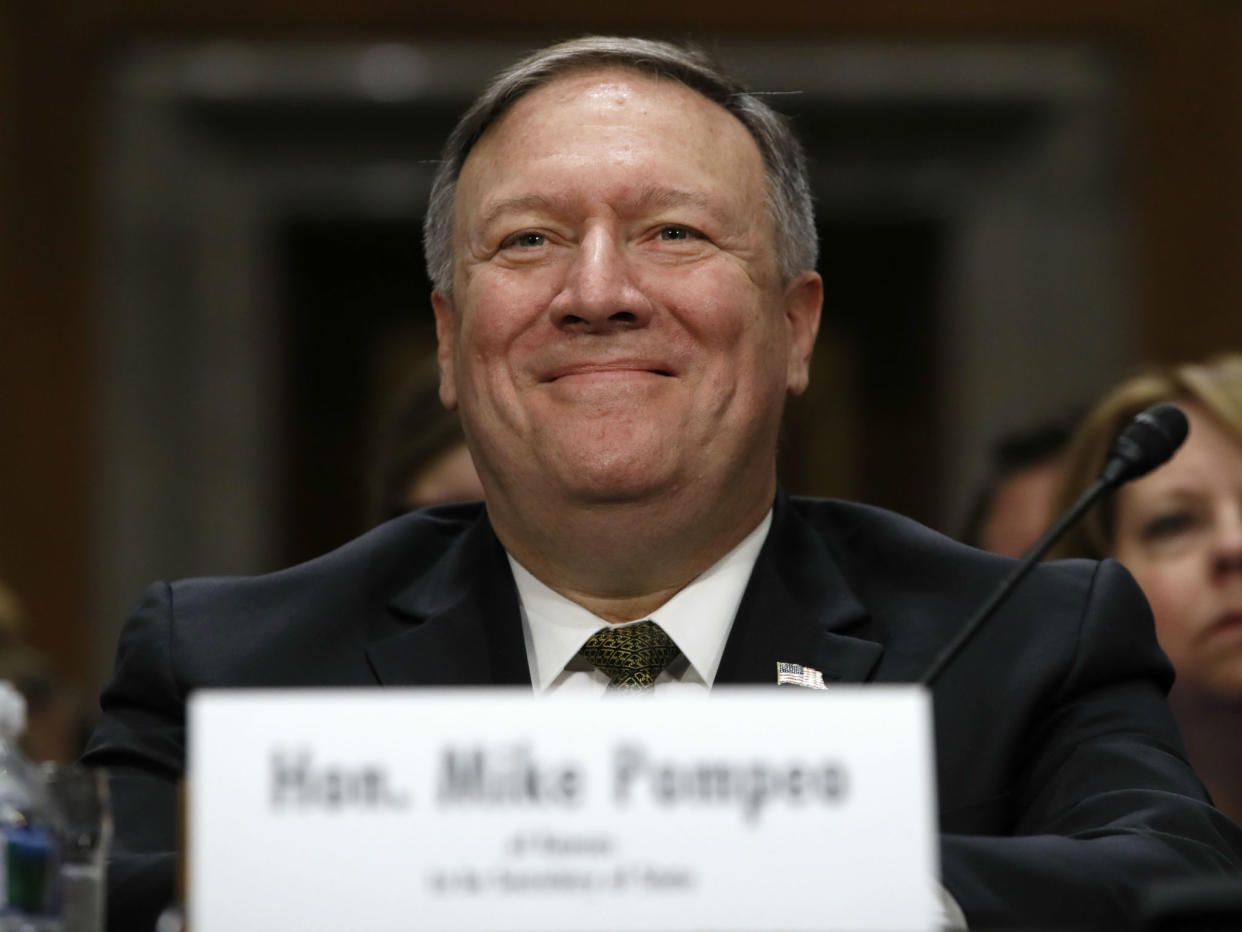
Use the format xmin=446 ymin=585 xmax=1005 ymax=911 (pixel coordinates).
xmin=433 ymin=67 xmax=820 ymax=525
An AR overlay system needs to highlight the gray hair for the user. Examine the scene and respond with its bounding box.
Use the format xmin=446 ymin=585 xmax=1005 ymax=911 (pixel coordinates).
xmin=422 ymin=36 xmax=817 ymax=293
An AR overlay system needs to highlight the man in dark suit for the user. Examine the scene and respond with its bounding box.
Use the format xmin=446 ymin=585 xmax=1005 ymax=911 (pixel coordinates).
xmin=85 ymin=36 xmax=1242 ymax=930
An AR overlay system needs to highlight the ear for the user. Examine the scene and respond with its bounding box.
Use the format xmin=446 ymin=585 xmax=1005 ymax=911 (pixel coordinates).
xmin=431 ymin=289 xmax=459 ymax=411
xmin=782 ymin=271 xmax=822 ymax=397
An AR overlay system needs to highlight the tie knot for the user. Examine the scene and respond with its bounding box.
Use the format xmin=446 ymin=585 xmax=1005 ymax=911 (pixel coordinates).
xmin=580 ymin=620 xmax=680 ymax=692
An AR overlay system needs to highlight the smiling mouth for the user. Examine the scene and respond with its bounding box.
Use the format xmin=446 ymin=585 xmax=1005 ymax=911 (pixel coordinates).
xmin=543 ymin=365 xmax=674 ymax=383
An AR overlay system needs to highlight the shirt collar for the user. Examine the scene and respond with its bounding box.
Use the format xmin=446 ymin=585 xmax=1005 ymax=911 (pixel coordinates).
xmin=509 ymin=511 xmax=773 ymax=691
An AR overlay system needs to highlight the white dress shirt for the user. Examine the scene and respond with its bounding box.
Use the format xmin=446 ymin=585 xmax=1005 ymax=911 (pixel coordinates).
xmin=509 ymin=512 xmax=772 ymax=695
xmin=507 ymin=509 xmax=968 ymax=928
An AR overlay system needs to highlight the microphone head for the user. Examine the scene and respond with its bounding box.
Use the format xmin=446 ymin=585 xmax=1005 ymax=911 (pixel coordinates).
xmin=1102 ymin=403 xmax=1189 ymax=486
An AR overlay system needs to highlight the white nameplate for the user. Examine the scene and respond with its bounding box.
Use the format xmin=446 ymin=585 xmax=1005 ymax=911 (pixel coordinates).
xmin=189 ymin=687 xmax=937 ymax=931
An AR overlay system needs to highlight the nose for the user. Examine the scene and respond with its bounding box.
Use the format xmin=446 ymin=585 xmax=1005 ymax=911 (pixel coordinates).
xmin=547 ymin=229 xmax=654 ymax=333
xmin=1211 ymin=502 xmax=1242 ymax=578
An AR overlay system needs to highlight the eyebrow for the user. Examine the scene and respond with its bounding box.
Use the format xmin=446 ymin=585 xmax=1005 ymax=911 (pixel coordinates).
xmin=1145 ymin=486 xmax=1211 ymax=501
xmin=633 ymin=185 xmax=731 ymax=221
xmin=477 ymin=186 xmax=733 ymax=228
xmin=479 ymin=194 xmax=568 ymax=228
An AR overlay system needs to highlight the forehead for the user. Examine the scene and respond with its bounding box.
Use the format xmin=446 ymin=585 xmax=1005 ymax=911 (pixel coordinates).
xmin=490 ymin=66 xmax=749 ymax=141
xmin=456 ymin=67 xmax=767 ymax=215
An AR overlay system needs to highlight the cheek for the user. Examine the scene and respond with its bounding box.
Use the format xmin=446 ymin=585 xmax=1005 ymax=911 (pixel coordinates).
xmin=661 ymin=277 xmax=784 ymax=379
xmin=457 ymin=280 xmax=548 ymax=364
xmin=1126 ymin=559 xmax=1200 ymax=666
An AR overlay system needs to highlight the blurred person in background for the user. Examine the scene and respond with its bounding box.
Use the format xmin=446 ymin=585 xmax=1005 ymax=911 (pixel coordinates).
xmin=1052 ymin=353 xmax=1242 ymax=823
xmin=0 ymin=580 xmax=92 ymax=764
xmin=365 ymin=358 xmax=485 ymax=525
xmin=961 ymin=416 xmax=1075 ymax=557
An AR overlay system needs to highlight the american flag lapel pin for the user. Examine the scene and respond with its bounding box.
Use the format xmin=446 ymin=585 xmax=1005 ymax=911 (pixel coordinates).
xmin=776 ymin=662 xmax=827 ymax=690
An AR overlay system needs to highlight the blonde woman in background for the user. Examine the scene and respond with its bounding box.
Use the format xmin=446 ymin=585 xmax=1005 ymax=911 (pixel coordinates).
xmin=1053 ymin=354 xmax=1242 ymax=823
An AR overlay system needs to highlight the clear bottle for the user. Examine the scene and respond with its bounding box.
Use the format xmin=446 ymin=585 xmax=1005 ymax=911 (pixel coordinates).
xmin=41 ymin=764 xmax=107 ymax=932
xmin=0 ymin=683 xmax=61 ymax=932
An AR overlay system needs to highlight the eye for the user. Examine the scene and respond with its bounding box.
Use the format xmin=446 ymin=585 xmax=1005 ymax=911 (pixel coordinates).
xmin=500 ymin=231 xmax=547 ymax=249
xmin=658 ymin=225 xmax=702 ymax=242
xmin=1141 ymin=510 xmax=1198 ymax=541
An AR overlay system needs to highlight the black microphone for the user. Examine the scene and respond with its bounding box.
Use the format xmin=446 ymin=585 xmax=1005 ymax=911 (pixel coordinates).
xmin=1100 ymin=403 xmax=1191 ymax=485
xmin=920 ymin=403 xmax=1189 ymax=686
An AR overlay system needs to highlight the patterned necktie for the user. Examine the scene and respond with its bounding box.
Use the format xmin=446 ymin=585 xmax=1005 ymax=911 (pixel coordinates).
xmin=580 ymin=620 xmax=680 ymax=692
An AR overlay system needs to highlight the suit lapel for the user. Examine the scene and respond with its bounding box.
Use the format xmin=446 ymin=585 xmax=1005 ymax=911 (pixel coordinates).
xmin=366 ymin=510 xmax=532 ymax=688
xmin=715 ymin=492 xmax=883 ymax=687
xmin=364 ymin=493 xmax=879 ymax=690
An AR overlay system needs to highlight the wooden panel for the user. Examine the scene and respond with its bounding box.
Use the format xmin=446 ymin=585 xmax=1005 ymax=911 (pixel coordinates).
xmin=68 ymin=0 xmax=1144 ymax=34
xmin=0 ymin=2 xmax=94 ymax=680
xmin=1133 ymin=2 xmax=1242 ymax=363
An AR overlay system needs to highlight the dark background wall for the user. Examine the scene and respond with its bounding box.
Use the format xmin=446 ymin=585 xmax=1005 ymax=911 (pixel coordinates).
xmin=1 ymin=0 xmax=1239 ymax=692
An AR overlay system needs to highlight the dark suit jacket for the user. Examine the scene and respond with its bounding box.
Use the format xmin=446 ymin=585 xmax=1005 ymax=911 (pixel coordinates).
xmin=83 ymin=493 xmax=1242 ymax=930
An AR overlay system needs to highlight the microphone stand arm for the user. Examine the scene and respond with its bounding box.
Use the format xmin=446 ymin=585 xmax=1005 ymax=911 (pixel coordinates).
xmin=919 ymin=475 xmax=1112 ymax=686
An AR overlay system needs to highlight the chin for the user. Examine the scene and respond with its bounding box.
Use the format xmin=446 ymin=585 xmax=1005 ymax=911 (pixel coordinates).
xmin=1207 ymin=668 xmax=1242 ymax=704
xmin=542 ymin=435 xmax=682 ymax=495
xmin=1170 ymin=666 xmax=1242 ymax=708
xmin=557 ymin=459 xmax=684 ymax=507
xmin=561 ymin=470 xmax=677 ymax=507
